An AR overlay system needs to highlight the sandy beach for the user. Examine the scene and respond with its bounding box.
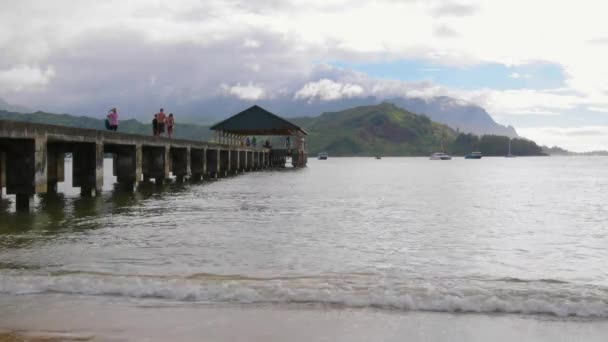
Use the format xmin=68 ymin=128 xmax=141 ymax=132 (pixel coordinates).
xmin=0 ymin=294 xmax=606 ymax=342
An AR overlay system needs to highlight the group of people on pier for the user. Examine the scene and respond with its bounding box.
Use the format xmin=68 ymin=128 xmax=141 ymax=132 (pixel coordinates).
xmin=105 ymin=107 xmax=176 ymax=138
xmin=241 ymin=137 xmax=273 ymax=148
xmin=152 ymin=108 xmax=175 ymax=138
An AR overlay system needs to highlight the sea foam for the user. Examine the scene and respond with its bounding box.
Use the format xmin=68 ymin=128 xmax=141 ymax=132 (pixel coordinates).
xmin=1 ymin=272 xmax=607 ymax=318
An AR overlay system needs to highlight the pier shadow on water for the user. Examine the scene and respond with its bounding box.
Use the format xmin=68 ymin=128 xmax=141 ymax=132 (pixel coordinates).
xmin=0 ymin=155 xmax=281 ymax=247
xmin=0 ymin=176 xmax=210 ymax=249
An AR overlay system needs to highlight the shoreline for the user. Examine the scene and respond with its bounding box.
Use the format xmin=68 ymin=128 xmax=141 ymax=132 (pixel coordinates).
xmin=1 ymin=295 xmax=607 ymax=342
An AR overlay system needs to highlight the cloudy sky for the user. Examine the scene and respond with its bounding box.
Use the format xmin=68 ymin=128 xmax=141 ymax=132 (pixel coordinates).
xmin=1 ymin=0 xmax=608 ymax=151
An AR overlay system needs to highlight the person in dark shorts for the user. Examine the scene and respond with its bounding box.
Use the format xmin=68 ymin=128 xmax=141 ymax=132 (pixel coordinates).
xmin=156 ymin=108 xmax=166 ymax=136
xmin=152 ymin=114 xmax=158 ymax=136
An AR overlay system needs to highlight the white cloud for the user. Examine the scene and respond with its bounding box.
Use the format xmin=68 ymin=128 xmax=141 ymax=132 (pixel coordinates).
xmin=294 ymin=79 xmax=364 ymax=101
xmin=431 ymin=2 xmax=479 ymax=17
xmin=221 ymin=82 xmax=267 ymax=100
xmin=243 ymin=39 xmax=261 ymax=48
xmin=247 ymin=63 xmax=261 ymax=72
xmin=1 ymin=0 xmax=608 ymax=151
xmin=0 ymin=65 xmax=55 ymax=91
xmin=518 ymin=126 xmax=608 ymax=152
xmin=460 ymin=88 xmax=583 ymax=116
xmin=588 ymin=106 xmax=608 ymax=113
xmin=508 ymin=72 xmax=531 ymax=79
xmin=434 ymin=24 xmax=459 ymax=38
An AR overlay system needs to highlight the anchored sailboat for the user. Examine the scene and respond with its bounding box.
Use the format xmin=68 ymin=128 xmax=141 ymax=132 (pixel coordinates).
xmin=505 ymin=138 xmax=516 ymax=158
xmin=430 ymin=130 xmax=452 ymax=160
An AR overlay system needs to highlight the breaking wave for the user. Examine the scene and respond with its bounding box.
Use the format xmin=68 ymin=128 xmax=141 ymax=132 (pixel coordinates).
xmin=1 ymin=271 xmax=608 ymax=318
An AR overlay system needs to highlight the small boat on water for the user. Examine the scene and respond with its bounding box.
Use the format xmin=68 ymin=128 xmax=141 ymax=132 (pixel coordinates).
xmin=318 ymin=152 xmax=328 ymax=160
xmin=465 ymin=151 xmax=482 ymax=159
xmin=505 ymin=139 xmax=516 ymax=158
xmin=430 ymin=152 xmax=452 ymax=160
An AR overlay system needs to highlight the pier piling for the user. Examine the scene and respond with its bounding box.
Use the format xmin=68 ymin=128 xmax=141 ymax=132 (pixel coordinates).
xmin=205 ymin=148 xmax=219 ymax=179
xmin=190 ymin=148 xmax=205 ymax=181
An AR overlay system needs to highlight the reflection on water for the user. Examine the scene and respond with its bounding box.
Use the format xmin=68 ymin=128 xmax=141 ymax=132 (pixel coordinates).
xmin=0 ymin=159 xmax=199 ymax=245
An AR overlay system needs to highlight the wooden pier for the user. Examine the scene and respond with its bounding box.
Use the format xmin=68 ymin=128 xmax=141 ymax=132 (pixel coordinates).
xmin=0 ymin=120 xmax=292 ymax=212
xmin=0 ymin=105 xmax=308 ymax=212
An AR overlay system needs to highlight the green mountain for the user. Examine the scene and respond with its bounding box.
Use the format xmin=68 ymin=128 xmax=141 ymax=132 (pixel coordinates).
xmin=292 ymin=103 xmax=456 ymax=156
xmin=292 ymin=103 xmax=544 ymax=156
xmin=0 ymin=110 xmax=214 ymax=141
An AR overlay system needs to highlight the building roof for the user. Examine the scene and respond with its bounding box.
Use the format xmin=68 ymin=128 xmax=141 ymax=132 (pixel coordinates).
xmin=209 ymin=105 xmax=307 ymax=136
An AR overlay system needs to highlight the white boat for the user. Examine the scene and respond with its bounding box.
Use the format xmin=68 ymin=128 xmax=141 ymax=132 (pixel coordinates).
xmin=430 ymin=152 xmax=452 ymax=160
xmin=465 ymin=151 xmax=482 ymax=159
xmin=505 ymin=139 xmax=516 ymax=158
xmin=318 ymin=152 xmax=328 ymax=160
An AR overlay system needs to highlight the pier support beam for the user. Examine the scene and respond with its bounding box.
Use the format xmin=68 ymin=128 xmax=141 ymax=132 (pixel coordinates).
xmin=142 ymin=146 xmax=169 ymax=185
xmin=73 ymin=142 xmax=103 ymax=196
xmin=190 ymin=148 xmax=204 ymax=181
xmin=4 ymin=136 xmax=48 ymax=212
xmin=107 ymin=144 xmax=142 ymax=191
xmin=254 ymin=151 xmax=260 ymax=170
xmin=247 ymin=151 xmax=253 ymax=171
xmin=46 ymin=145 xmax=65 ymax=193
xmin=0 ymin=151 xmax=5 ymax=193
xmin=171 ymin=147 xmax=190 ymax=183
xmin=230 ymin=149 xmax=239 ymax=174
xmin=15 ymin=194 xmax=35 ymax=212
xmin=219 ymin=150 xmax=229 ymax=177
xmin=239 ymin=151 xmax=246 ymax=172
xmin=205 ymin=148 xmax=219 ymax=179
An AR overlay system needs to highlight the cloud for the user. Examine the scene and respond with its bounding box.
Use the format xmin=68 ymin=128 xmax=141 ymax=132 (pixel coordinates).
xmin=588 ymin=106 xmax=608 ymax=113
xmin=431 ymin=2 xmax=478 ymax=17
xmin=0 ymin=0 xmax=607 ymax=151
xmin=0 ymin=65 xmax=56 ymax=91
xmin=588 ymin=37 xmax=608 ymax=45
xmin=243 ymin=39 xmax=261 ymax=48
xmin=508 ymin=72 xmax=531 ymax=79
xmin=518 ymin=126 xmax=608 ymax=152
xmin=434 ymin=24 xmax=459 ymax=38
xmin=294 ymin=79 xmax=365 ymax=101
xmin=222 ymin=82 xmax=267 ymax=100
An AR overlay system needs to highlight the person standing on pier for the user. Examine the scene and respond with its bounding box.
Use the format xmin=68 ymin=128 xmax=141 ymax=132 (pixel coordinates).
xmin=156 ymin=108 xmax=166 ymax=136
xmin=166 ymin=113 xmax=175 ymax=138
xmin=252 ymin=136 xmax=257 ymax=147
xmin=246 ymin=137 xmax=251 ymax=146
xmin=152 ymin=114 xmax=158 ymax=136
xmin=107 ymin=108 xmax=118 ymax=131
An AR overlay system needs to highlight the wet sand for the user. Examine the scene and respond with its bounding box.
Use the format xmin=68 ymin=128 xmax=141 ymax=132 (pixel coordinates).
xmin=1 ymin=294 xmax=607 ymax=341
xmin=0 ymin=331 xmax=91 ymax=341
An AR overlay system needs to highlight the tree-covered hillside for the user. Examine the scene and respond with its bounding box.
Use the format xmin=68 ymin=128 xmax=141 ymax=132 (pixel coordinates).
xmin=292 ymin=103 xmax=455 ymax=156
xmin=449 ymin=133 xmax=545 ymax=156
xmin=292 ymin=104 xmax=545 ymax=156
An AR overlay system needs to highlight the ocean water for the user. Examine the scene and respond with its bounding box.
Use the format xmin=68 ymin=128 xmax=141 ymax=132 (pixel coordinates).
xmin=1 ymin=157 xmax=608 ymax=340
